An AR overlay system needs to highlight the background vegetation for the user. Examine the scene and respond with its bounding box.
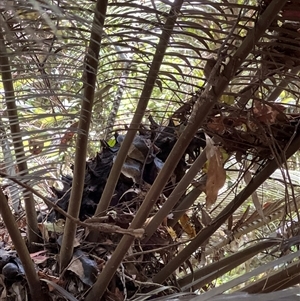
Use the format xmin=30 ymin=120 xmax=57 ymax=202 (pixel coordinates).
xmin=0 ymin=0 xmax=299 ymax=300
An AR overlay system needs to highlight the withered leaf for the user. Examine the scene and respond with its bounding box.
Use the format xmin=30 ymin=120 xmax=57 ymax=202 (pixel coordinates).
xmin=179 ymin=213 xmax=196 ymax=238
xmin=205 ymin=147 xmax=226 ymax=208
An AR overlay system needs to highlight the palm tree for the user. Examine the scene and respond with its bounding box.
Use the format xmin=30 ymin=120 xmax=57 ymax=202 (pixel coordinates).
xmin=0 ymin=0 xmax=299 ymax=300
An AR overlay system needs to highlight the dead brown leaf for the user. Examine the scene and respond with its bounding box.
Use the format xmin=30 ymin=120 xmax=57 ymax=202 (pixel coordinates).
xmin=205 ymin=147 xmax=226 ymax=208
xmin=179 ymin=213 xmax=196 ymax=238
xmin=253 ymin=100 xmax=286 ymax=125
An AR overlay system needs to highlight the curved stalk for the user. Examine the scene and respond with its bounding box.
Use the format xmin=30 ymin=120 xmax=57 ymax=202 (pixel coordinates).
xmin=59 ymin=0 xmax=108 ymax=271
xmin=0 ymin=28 xmax=39 ymax=249
xmin=0 ymin=189 xmax=43 ymax=301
